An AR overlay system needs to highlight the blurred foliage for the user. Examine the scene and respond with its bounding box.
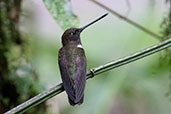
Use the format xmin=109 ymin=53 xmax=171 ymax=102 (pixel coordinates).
xmin=0 ymin=0 xmax=48 ymax=113
xmin=161 ymin=0 xmax=171 ymax=40
xmin=160 ymin=0 xmax=171 ymax=97
xmin=43 ymin=0 xmax=79 ymax=30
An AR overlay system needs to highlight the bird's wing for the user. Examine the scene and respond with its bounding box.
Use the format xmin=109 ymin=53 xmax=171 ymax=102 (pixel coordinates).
xmin=58 ymin=47 xmax=86 ymax=103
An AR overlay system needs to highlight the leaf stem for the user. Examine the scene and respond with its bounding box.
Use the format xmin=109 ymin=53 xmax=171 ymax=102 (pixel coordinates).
xmin=90 ymin=0 xmax=162 ymax=40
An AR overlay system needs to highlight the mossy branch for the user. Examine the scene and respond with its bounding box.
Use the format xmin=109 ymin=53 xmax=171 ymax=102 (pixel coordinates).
xmin=5 ymin=38 xmax=171 ymax=114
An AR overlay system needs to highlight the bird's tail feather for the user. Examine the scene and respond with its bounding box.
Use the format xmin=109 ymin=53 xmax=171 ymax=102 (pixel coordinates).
xmin=68 ymin=95 xmax=84 ymax=106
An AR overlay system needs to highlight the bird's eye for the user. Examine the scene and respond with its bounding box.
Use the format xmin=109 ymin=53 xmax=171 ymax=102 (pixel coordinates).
xmin=71 ymin=31 xmax=76 ymax=36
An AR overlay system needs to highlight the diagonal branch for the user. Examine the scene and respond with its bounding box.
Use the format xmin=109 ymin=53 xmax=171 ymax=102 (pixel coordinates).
xmin=90 ymin=0 xmax=162 ymax=40
xmin=5 ymin=38 xmax=171 ymax=114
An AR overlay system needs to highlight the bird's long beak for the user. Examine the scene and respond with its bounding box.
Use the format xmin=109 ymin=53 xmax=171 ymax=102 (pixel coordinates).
xmin=79 ymin=13 xmax=108 ymax=32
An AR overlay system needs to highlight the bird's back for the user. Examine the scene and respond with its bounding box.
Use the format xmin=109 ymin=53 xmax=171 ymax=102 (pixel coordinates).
xmin=58 ymin=43 xmax=86 ymax=105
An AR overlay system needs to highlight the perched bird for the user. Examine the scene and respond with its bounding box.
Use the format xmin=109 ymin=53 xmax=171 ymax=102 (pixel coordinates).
xmin=58 ymin=13 xmax=108 ymax=105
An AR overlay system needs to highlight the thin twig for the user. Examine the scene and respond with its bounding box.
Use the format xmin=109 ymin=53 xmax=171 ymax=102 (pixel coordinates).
xmin=125 ymin=0 xmax=131 ymax=16
xmin=5 ymin=38 xmax=171 ymax=114
xmin=90 ymin=0 xmax=162 ymax=40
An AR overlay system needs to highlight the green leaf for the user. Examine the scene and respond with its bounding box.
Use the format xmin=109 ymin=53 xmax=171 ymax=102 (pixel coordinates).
xmin=43 ymin=0 xmax=79 ymax=30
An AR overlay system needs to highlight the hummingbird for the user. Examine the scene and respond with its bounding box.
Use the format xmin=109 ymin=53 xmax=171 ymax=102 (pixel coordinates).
xmin=58 ymin=13 xmax=108 ymax=105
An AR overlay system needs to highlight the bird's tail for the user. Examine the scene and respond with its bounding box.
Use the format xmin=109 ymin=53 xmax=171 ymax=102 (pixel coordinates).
xmin=68 ymin=95 xmax=84 ymax=106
